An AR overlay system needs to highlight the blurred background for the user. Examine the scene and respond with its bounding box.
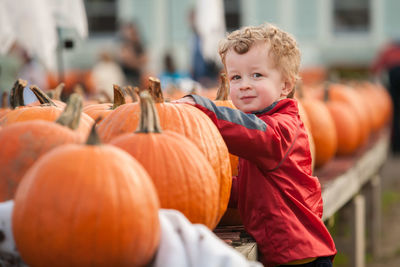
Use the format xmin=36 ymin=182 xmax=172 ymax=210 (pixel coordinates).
xmin=1 ymin=0 xmax=399 ymax=99
xmin=2 ymin=1 xmax=400 ymax=266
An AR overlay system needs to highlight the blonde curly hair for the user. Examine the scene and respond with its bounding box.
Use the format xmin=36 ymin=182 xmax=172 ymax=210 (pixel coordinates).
xmin=218 ymin=23 xmax=301 ymax=98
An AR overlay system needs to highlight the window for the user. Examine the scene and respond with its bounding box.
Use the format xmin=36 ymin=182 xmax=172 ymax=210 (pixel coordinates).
xmin=84 ymin=0 xmax=117 ymax=35
xmin=224 ymin=0 xmax=241 ymax=32
xmin=333 ymin=0 xmax=370 ymax=33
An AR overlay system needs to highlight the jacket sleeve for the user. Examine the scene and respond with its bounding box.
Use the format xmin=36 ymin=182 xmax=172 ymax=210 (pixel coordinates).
xmin=190 ymin=95 xmax=299 ymax=170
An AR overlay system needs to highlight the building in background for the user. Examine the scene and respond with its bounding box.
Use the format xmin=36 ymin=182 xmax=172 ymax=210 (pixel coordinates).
xmin=2 ymin=0 xmax=400 ymax=91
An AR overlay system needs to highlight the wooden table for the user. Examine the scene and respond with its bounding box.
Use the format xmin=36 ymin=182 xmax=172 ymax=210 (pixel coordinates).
xmin=214 ymin=128 xmax=390 ymax=266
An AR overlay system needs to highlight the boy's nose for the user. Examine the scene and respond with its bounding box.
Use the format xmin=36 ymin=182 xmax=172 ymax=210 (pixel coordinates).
xmin=239 ymin=78 xmax=251 ymax=90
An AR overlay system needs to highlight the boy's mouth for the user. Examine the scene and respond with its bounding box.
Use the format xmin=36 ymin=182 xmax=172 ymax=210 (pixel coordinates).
xmin=240 ymin=96 xmax=256 ymax=100
xmin=240 ymin=95 xmax=256 ymax=104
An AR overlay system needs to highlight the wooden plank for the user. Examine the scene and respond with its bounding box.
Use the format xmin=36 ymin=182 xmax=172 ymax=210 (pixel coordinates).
xmin=369 ymin=175 xmax=382 ymax=258
xmin=321 ymin=131 xmax=389 ymax=220
xmin=351 ymin=194 xmax=366 ymax=267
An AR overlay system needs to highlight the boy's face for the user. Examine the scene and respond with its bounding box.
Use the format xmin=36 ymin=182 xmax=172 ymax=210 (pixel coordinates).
xmin=225 ymin=41 xmax=292 ymax=113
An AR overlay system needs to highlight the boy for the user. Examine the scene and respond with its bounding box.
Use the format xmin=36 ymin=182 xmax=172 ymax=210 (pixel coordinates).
xmin=174 ymin=23 xmax=336 ymax=266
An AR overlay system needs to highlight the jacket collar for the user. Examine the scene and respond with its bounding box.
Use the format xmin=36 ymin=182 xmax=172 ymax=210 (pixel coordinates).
xmin=251 ymin=101 xmax=279 ymax=115
xmin=251 ymin=98 xmax=297 ymax=116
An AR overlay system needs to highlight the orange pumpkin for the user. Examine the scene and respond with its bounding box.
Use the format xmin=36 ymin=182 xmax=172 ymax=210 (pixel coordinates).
xmin=111 ymin=91 xmax=219 ymax=228
xmin=299 ymin=67 xmax=327 ymax=86
xmin=326 ymin=83 xmax=371 ymax=148
xmin=83 ymin=85 xmax=128 ymax=123
xmin=326 ymin=101 xmax=360 ymax=156
xmin=13 ymin=126 xmax=160 ymax=267
xmin=1 ymin=85 xmax=93 ymax=140
xmin=354 ymin=81 xmax=392 ymax=132
xmin=301 ymin=97 xmax=337 ymax=168
xmin=318 ymin=84 xmax=362 ymax=156
xmin=98 ymin=77 xmax=231 ymax=225
xmin=0 ymin=94 xmax=84 ymax=200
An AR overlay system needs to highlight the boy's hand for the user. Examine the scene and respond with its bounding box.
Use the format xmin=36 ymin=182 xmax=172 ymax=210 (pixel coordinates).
xmin=171 ymin=96 xmax=196 ymax=105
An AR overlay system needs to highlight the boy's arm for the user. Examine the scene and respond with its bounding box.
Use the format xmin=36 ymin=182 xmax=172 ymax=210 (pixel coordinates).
xmin=185 ymin=95 xmax=296 ymax=168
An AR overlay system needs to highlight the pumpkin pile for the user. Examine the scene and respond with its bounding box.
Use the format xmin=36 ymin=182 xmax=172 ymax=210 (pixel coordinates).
xmin=296 ymin=78 xmax=393 ymax=169
xmin=0 ymin=70 xmax=393 ymax=264
xmin=0 ymin=78 xmax=233 ymax=266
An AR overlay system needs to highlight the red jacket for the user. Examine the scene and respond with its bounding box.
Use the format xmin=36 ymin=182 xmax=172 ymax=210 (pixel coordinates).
xmin=190 ymin=95 xmax=337 ymax=267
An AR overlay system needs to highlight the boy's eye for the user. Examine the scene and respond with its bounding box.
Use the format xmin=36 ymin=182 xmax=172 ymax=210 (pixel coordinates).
xmin=231 ymin=75 xmax=241 ymax=80
xmin=253 ymin=73 xmax=262 ymax=78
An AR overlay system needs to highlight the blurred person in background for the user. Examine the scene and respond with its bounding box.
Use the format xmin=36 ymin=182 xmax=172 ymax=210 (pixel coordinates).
xmin=7 ymin=43 xmax=48 ymax=104
xmin=18 ymin=49 xmax=48 ymax=91
xmin=91 ymin=49 xmax=126 ymax=101
xmin=159 ymin=51 xmax=190 ymax=90
xmin=0 ymin=44 xmax=20 ymax=97
xmin=371 ymin=40 xmax=400 ymax=154
xmin=188 ymin=8 xmax=220 ymax=88
xmin=118 ymin=22 xmax=148 ymax=88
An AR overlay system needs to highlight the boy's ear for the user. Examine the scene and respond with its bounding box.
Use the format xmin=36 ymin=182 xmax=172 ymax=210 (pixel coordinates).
xmin=281 ymin=79 xmax=295 ymax=97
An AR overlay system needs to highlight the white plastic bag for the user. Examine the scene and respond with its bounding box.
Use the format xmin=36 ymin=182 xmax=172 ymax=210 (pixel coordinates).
xmin=154 ymin=209 xmax=262 ymax=267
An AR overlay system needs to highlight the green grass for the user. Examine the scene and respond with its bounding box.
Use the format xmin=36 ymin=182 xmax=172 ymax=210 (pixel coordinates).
xmin=332 ymin=252 xmax=349 ymax=266
xmin=394 ymin=246 xmax=400 ymax=256
xmin=382 ymin=190 xmax=400 ymax=213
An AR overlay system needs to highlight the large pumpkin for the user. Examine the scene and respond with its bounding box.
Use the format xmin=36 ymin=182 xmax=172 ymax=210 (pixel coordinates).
xmin=98 ymin=77 xmax=231 ymax=224
xmin=325 ymin=83 xmax=371 ymax=148
xmin=326 ymin=101 xmax=360 ymax=155
xmin=0 ymin=94 xmax=84 ymax=201
xmin=111 ymin=91 xmax=219 ymax=228
xmin=13 ymin=126 xmax=160 ymax=267
xmin=301 ymin=97 xmax=337 ymax=168
xmin=317 ymin=83 xmax=362 ymax=156
xmin=354 ymin=81 xmax=392 ymax=132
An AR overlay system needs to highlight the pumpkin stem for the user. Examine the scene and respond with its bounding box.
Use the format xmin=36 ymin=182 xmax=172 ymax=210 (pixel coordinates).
xmin=148 ymin=77 xmax=164 ymax=103
xmin=323 ymin=81 xmax=331 ymax=102
xmin=135 ymin=90 xmax=162 ymax=134
xmin=112 ymin=84 xmax=126 ymax=109
xmin=10 ymin=79 xmax=27 ymax=109
xmin=73 ymin=84 xmax=86 ymax=99
xmin=86 ymin=118 xmax=102 ymax=145
xmin=1 ymin=92 xmax=8 ymax=108
xmin=30 ymin=85 xmax=57 ymax=106
xmin=47 ymin=83 xmax=64 ymax=100
xmin=55 ymin=93 xmax=82 ymax=130
xmin=123 ymin=85 xmax=138 ymax=103
xmin=215 ymin=73 xmax=229 ymax=100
